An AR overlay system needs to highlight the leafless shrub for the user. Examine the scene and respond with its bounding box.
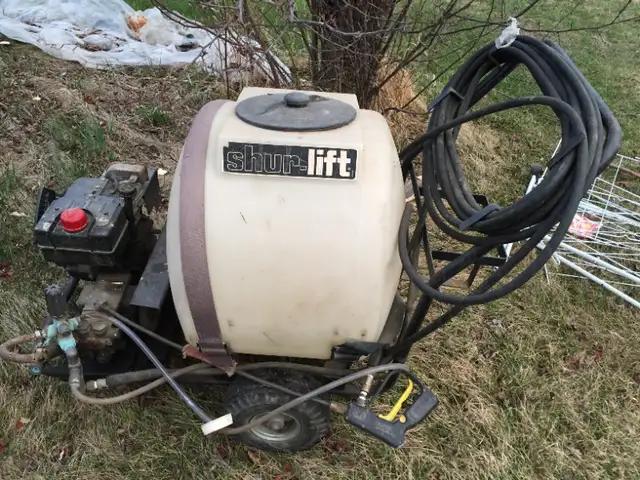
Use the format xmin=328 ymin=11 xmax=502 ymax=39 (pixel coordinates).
xmin=152 ymin=0 xmax=638 ymax=109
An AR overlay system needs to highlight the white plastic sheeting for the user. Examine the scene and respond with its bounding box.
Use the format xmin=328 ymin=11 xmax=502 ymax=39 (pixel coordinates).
xmin=0 ymin=0 xmax=290 ymax=83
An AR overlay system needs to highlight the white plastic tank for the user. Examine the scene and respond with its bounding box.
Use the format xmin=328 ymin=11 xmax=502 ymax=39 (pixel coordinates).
xmin=167 ymin=87 xmax=405 ymax=359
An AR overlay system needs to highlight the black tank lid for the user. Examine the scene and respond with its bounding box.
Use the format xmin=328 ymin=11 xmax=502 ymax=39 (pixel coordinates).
xmin=235 ymin=91 xmax=357 ymax=131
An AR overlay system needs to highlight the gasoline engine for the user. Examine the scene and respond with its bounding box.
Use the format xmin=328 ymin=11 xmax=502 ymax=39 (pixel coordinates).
xmin=0 ymin=35 xmax=621 ymax=451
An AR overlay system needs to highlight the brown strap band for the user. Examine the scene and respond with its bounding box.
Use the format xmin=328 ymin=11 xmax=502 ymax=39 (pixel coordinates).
xmin=179 ymin=100 xmax=236 ymax=374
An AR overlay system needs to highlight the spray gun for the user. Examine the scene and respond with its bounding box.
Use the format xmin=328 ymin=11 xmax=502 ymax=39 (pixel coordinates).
xmin=346 ymin=372 xmax=438 ymax=447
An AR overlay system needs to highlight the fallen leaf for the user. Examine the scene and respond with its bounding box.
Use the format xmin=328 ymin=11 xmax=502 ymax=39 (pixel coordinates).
xmin=0 ymin=440 xmax=7 ymax=455
xmin=273 ymin=463 xmax=295 ymax=480
xmin=57 ymin=446 xmax=70 ymax=462
xmin=565 ymin=355 xmax=582 ymax=371
xmin=593 ymin=345 xmax=604 ymax=363
xmin=0 ymin=263 xmax=13 ymax=279
xmin=246 ymin=448 xmax=261 ymax=465
xmin=15 ymin=417 xmax=31 ymax=432
xmin=216 ymin=443 xmax=229 ymax=459
xmin=323 ymin=434 xmax=349 ymax=454
xmin=9 ymin=211 xmax=26 ymax=217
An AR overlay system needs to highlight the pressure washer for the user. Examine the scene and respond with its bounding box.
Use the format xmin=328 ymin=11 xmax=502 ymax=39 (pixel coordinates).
xmin=0 ymin=35 xmax=621 ymax=451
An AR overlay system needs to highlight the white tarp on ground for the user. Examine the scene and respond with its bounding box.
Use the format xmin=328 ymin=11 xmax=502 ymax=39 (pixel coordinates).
xmin=0 ymin=0 xmax=290 ymax=83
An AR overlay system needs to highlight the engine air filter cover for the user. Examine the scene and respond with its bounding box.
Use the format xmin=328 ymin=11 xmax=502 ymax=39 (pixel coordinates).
xmin=235 ymin=91 xmax=357 ymax=131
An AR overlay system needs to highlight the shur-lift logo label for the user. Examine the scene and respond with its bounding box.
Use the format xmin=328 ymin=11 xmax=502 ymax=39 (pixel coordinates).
xmin=223 ymin=142 xmax=357 ymax=179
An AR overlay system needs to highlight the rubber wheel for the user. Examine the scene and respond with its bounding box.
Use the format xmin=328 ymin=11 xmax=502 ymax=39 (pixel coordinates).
xmin=225 ymin=371 xmax=331 ymax=452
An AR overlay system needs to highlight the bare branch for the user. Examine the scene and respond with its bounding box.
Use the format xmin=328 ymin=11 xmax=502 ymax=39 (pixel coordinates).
xmin=148 ymin=0 xmax=636 ymax=109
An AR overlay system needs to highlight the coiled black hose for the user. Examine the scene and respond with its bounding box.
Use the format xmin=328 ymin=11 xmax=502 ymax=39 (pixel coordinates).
xmin=387 ymin=35 xmax=622 ymax=358
xmin=399 ymin=35 xmax=621 ymax=307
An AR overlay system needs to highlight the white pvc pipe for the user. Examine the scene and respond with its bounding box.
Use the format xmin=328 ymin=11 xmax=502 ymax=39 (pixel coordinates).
xmin=549 ymin=236 xmax=640 ymax=285
xmin=504 ymin=171 xmax=545 ymax=258
xmin=551 ymin=253 xmax=640 ymax=309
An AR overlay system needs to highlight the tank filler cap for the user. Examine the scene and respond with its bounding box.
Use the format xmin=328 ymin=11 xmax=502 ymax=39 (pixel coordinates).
xmin=235 ymin=91 xmax=357 ymax=131
xmin=59 ymin=208 xmax=89 ymax=233
xmin=284 ymin=91 xmax=311 ymax=107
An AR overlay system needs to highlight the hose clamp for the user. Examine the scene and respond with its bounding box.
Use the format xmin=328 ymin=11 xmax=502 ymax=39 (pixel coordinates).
xmin=495 ymin=17 xmax=520 ymax=49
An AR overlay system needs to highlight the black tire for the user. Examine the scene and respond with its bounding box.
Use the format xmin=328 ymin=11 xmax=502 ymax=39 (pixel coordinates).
xmin=225 ymin=371 xmax=331 ymax=452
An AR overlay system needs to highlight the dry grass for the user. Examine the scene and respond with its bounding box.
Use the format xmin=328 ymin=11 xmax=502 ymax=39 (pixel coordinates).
xmin=1 ymin=28 xmax=640 ymax=480
xmin=375 ymin=66 xmax=514 ymax=203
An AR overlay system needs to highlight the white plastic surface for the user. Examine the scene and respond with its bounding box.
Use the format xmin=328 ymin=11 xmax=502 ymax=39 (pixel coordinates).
xmin=201 ymin=413 xmax=233 ymax=436
xmin=495 ymin=17 xmax=520 ymax=49
xmin=0 ymin=0 xmax=289 ymax=83
xmin=168 ymin=87 xmax=405 ymax=359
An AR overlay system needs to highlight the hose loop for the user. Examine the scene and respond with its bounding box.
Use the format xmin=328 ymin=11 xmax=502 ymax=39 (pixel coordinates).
xmin=399 ymin=35 xmax=622 ymax=307
xmin=0 ymin=333 xmax=45 ymax=365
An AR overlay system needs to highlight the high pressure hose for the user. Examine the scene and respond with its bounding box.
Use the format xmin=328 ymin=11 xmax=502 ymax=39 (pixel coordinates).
xmin=399 ymin=35 xmax=621 ymax=307
xmin=86 ymin=308 xmax=412 ymax=435
xmin=75 ymin=310 xmax=215 ymax=424
xmin=390 ymin=35 xmax=622 ymax=357
xmin=0 ymin=333 xmax=47 ymax=364
xmin=98 ymin=362 xmax=353 ymax=389
xmin=72 ymin=363 xmax=211 ymax=405
xmin=220 ymin=363 xmax=413 ymax=435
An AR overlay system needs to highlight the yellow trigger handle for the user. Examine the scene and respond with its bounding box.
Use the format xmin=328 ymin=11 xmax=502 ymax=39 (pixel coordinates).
xmin=379 ymin=379 xmax=414 ymax=423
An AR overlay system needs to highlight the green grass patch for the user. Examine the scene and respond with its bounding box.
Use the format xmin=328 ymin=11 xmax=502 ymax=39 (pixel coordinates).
xmin=0 ymin=163 xmax=22 ymax=211
xmin=43 ymin=112 xmax=109 ymax=184
xmin=45 ymin=113 xmax=106 ymax=159
xmin=136 ymin=105 xmax=172 ymax=127
xmin=0 ymin=163 xmax=25 ymax=261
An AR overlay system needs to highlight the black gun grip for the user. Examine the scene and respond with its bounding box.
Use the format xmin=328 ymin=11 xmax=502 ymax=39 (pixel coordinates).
xmin=346 ymin=387 xmax=438 ymax=448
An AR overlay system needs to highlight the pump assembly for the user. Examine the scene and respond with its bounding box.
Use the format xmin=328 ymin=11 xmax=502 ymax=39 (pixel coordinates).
xmin=1 ymin=36 xmax=621 ymax=451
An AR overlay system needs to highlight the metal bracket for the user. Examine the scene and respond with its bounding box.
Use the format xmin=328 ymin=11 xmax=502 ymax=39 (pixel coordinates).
xmin=182 ymin=344 xmax=236 ymax=376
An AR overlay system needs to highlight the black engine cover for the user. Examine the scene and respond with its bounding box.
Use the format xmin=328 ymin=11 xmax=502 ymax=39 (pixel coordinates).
xmin=34 ymin=164 xmax=160 ymax=278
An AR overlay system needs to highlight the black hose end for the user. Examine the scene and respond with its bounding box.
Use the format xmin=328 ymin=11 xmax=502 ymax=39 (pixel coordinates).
xmin=44 ymin=284 xmax=67 ymax=318
xmin=530 ymin=164 xmax=545 ymax=177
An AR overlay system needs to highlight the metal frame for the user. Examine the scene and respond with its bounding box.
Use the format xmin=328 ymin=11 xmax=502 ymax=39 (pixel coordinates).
xmin=526 ymin=154 xmax=639 ymax=309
